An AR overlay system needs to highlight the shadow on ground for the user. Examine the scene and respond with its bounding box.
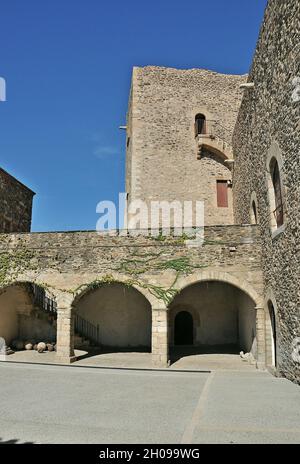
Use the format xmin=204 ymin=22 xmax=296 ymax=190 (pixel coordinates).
xmin=75 ymin=346 xmax=151 ymax=361
xmin=170 ymin=344 xmax=240 ymax=363
xmin=0 ymin=437 xmax=34 ymax=444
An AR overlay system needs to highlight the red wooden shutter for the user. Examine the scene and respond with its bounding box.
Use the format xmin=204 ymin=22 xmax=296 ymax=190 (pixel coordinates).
xmin=217 ymin=181 xmax=228 ymax=207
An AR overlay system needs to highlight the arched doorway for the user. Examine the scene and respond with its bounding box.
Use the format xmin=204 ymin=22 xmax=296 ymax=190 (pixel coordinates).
xmin=73 ymin=282 xmax=152 ymax=353
xmin=174 ymin=311 xmax=193 ymax=346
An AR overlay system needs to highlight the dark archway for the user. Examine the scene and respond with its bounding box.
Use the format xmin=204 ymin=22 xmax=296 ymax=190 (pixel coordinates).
xmin=174 ymin=311 xmax=193 ymax=346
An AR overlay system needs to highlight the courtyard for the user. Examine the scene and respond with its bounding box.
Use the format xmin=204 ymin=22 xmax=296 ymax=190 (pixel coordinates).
xmin=0 ymin=362 xmax=299 ymax=444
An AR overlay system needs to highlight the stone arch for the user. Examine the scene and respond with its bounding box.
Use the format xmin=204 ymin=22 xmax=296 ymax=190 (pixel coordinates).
xmin=264 ymin=289 xmax=278 ymax=370
xmin=168 ymin=271 xmax=260 ymax=360
xmin=71 ymin=275 xmax=156 ymax=309
xmin=71 ymin=279 xmax=153 ymax=351
xmin=198 ymin=141 xmax=232 ymax=161
xmin=169 ymin=270 xmax=261 ymax=307
xmin=0 ymin=281 xmax=58 ymax=350
xmin=0 ymin=280 xmax=58 ymax=302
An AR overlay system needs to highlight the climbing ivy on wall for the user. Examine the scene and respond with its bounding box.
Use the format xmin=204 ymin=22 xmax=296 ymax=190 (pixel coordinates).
xmin=0 ymin=248 xmax=37 ymax=286
xmin=0 ymin=232 xmax=226 ymax=304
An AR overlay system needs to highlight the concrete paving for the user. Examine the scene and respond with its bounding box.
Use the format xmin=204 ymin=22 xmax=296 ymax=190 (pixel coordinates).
xmin=0 ymin=362 xmax=299 ymax=444
xmin=5 ymin=349 xmax=256 ymax=371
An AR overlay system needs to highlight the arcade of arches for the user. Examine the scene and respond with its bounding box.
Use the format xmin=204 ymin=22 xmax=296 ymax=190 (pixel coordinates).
xmin=0 ymin=279 xmax=274 ymax=370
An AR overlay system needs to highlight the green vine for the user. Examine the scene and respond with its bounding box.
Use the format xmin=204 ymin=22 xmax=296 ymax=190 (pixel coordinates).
xmin=0 ymin=232 xmax=226 ymax=305
xmin=0 ymin=249 xmax=37 ymax=286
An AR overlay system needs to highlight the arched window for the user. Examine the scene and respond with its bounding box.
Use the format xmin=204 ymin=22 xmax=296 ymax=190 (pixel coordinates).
xmin=270 ymin=158 xmax=283 ymax=228
xmin=194 ymin=114 xmax=206 ymax=136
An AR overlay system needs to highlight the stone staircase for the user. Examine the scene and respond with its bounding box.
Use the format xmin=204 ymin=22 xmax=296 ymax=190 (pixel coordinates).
xmin=74 ymin=314 xmax=100 ymax=349
xmin=74 ymin=334 xmax=91 ymax=348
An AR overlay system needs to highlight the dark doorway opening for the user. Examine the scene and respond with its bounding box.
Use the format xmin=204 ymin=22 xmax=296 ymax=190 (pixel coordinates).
xmin=174 ymin=311 xmax=193 ymax=346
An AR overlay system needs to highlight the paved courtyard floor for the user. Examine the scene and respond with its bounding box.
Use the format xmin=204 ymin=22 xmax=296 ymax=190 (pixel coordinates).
xmin=0 ymin=362 xmax=299 ymax=444
xmin=4 ymin=348 xmax=256 ymax=371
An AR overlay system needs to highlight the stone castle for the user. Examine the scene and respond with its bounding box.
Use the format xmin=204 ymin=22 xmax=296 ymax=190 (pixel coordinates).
xmin=0 ymin=0 xmax=299 ymax=384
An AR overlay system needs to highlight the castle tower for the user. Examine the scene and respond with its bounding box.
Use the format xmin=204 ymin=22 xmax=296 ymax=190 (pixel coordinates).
xmin=125 ymin=66 xmax=246 ymax=227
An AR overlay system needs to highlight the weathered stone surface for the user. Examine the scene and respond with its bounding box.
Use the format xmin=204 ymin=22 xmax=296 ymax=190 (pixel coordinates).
xmin=233 ymin=0 xmax=300 ymax=384
xmin=0 ymin=168 xmax=34 ymax=233
xmin=126 ymin=66 xmax=247 ymax=226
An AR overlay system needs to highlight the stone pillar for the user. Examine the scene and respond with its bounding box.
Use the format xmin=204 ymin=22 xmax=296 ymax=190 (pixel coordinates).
xmin=255 ymin=305 xmax=266 ymax=369
xmin=152 ymin=308 xmax=169 ymax=368
xmin=56 ymin=294 xmax=76 ymax=364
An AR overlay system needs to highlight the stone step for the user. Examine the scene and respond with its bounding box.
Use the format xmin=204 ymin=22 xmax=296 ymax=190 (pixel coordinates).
xmin=74 ymin=334 xmax=90 ymax=347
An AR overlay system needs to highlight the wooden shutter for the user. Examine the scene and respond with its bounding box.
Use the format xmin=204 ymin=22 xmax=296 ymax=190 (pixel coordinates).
xmin=217 ymin=181 xmax=228 ymax=207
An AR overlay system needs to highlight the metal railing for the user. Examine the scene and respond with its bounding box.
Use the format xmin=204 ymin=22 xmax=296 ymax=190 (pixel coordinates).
xmin=196 ymin=119 xmax=233 ymax=146
xmin=273 ymin=203 xmax=284 ymax=228
xmin=75 ymin=314 xmax=100 ymax=346
xmin=33 ymin=284 xmax=57 ymax=313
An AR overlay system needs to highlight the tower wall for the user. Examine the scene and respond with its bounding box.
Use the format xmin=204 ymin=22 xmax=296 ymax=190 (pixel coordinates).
xmin=126 ymin=66 xmax=246 ymax=226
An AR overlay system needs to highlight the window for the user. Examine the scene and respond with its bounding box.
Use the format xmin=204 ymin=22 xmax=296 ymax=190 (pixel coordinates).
xmin=267 ymin=300 xmax=277 ymax=367
xmin=194 ymin=114 xmax=206 ymax=136
xmin=216 ymin=180 xmax=228 ymax=207
xmin=251 ymin=201 xmax=258 ymax=224
xmin=270 ymin=159 xmax=283 ymax=228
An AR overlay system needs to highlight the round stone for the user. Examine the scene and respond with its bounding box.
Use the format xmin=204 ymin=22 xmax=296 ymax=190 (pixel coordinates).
xmin=37 ymin=342 xmax=46 ymax=353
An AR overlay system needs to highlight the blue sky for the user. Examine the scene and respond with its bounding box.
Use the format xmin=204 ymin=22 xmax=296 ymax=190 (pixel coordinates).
xmin=0 ymin=0 xmax=267 ymax=232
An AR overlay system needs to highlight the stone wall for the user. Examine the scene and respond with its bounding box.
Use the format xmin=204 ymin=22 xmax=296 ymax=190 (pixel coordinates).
xmin=0 ymin=168 xmax=34 ymax=233
xmin=0 ymin=226 xmax=264 ymax=366
xmin=126 ymin=66 xmax=247 ymax=226
xmin=232 ymin=0 xmax=300 ymax=383
xmin=0 ymin=226 xmax=263 ymax=301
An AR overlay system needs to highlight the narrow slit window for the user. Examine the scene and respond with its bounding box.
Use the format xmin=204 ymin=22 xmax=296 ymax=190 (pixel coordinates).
xmin=271 ymin=160 xmax=283 ymax=228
